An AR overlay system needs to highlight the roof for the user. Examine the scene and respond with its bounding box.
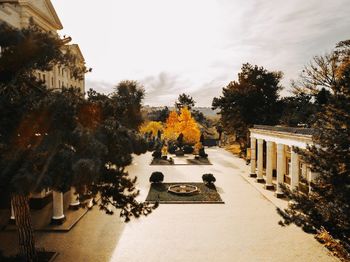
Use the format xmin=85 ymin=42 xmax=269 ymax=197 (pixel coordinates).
xmin=252 ymin=125 xmax=314 ymax=136
xmin=0 ymin=0 xmax=63 ymax=30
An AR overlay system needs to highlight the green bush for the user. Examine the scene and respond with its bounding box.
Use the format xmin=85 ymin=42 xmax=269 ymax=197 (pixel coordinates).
xmin=150 ymin=172 xmax=164 ymax=183
xmin=152 ymin=150 xmax=162 ymax=159
xmin=183 ymin=145 xmax=194 ymax=154
xmin=199 ymin=148 xmax=208 ymax=158
xmin=202 ymin=173 xmax=216 ymax=184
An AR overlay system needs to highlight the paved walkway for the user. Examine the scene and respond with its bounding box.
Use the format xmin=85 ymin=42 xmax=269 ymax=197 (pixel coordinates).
xmin=111 ymin=148 xmax=336 ymax=262
xmin=0 ymin=148 xmax=336 ymax=261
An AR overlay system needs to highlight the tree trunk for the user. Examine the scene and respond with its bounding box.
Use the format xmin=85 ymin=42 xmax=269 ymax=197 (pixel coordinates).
xmin=12 ymin=194 xmax=37 ymax=262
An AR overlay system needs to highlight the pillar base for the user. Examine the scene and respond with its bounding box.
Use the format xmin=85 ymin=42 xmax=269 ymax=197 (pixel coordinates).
xmin=51 ymin=216 xmax=66 ymax=225
xmin=249 ymin=173 xmax=257 ymax=178
xmin=69 ymin=203 xmax=80 ymax=210
xmin=9 ymin=218 xmax=15 ymax=225
xmin=274 ymin=192 xmax=285 ymax=199
xmin=256 ymin=178 xmax=265 ymax=183
xmin=264 ymin=184 xmax=275 ymax=190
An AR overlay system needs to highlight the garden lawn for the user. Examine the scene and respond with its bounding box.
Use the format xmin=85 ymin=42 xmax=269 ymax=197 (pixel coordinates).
xmin=145 ymin=182 xmax=224 ymax=204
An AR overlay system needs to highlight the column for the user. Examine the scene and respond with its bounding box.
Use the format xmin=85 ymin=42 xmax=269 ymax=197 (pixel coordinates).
xmin=256 ymin=139 xmax=265 ymax=183
xmin=309 ymin=171 xmax=319 ymax=194
xmin=272 ymin=143 xmax=277 ymax=177
xmin=249 ymin=137 xmax=257 ymax=177
xmin=275 ymin=143 xmax=285 ymax=198
xmin=290 ymin=150 xmax=299 ymax=190
xmin=51 ymin=191 xmax=65 ymax=225
xmin=69 ymin=187 xmax=80 ymax=210
xmin=264 ymin=141 xmax=274 ymax=190
xmin=9 ymin=200 xmax=15 ymax=224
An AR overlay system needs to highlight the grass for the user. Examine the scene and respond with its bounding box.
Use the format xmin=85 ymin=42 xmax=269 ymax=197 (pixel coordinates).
xmin=145 ymin=182 xmax=224 ymax=204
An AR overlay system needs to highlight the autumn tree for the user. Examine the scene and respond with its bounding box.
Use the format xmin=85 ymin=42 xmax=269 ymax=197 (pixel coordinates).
xmin=278 ymin=40 xmax=350 ymax=256
xmin=0 ymin=23 xmax=155 ymax=261
xmin=212 ymin=63 xmax=283 ymax=152
xmin=178 ymin=107 xmax=201 ymax=144
xmin=139 ymin=121 xmax=164 ymax=138
xmin=163 ymin=111 xmax=180 ymax=141
xmin=163 ymin=108 xmax=200 ymax=145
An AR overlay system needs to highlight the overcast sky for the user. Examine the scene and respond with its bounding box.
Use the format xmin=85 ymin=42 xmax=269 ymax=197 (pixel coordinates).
xmin=51 ymin=0 xmax=350 ymax=107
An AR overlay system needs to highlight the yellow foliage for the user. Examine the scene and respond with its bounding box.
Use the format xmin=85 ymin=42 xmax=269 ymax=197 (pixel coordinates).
xmin=164 ymin=107 xmax=200 ymax=145
xmin=194 ymin=142 xmax=202 ymax=154
xmin=139 ymin=121 xmax=163 ymax=137
xmin=163 ymin=111 xmax=180 ymax=141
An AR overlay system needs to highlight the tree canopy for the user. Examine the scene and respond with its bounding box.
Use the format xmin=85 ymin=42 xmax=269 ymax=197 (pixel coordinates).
xmin=175 ymin=93 xmax=195 ymax=110
xmin=278 ymin=40 xmax=350 ymax=256
xmin=163 ymin=108 xmax=201 ymax=145
xmin=212 ymin=63 xmax=283 ymax=151
xmin=0 ymin=23 xmax=154 ymax=261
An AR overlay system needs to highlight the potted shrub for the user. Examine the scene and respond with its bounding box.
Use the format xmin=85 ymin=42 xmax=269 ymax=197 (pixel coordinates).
xmin=183 ymin=145 xmax=194 ymax=154
xmin=199 ymin=148 xmax=208 ymax=158
xmin=168 ymin=144 xmax=177 ymax=154
xmin=202 ymin=173 xmax=216 ymax=185
xmin=175 ymin=149 xmax=185 ymax=156
xmin=152 ymin=150 xmax=162 ymax=159
xmin=149 ymin=172 xmax=164 ymax=183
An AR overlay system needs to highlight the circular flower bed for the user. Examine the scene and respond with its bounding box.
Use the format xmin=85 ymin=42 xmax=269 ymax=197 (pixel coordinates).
xmin=167 ymin=184 xmax=200 ymax=195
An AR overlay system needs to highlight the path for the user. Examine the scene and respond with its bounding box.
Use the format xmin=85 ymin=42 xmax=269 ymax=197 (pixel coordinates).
xmin=0 ymin=148 xmax=336 ymax=261
xmin=110 ymin=148 xmax=336 ymax=262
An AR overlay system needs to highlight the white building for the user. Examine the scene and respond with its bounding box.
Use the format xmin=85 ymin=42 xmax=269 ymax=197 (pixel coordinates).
xmin=0 ymin=0 xmax=85 ymax=94
xmin=249 ymin=125 xmax=317 ymax=198
xmin=0 ymin=0 xmax=86 ymax=225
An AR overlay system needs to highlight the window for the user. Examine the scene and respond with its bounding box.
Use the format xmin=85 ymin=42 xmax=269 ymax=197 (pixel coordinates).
xmin=51 ymin=77 xmax=54 ymax=86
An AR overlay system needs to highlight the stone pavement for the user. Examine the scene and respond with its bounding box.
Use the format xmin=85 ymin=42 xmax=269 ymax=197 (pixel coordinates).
xmin=0 ymin=148 xmax=337 ymax=261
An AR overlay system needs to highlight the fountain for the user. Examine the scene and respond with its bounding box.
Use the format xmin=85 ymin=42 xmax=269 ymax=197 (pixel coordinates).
xmin=167 ymin=184 xmax=200 ymax=195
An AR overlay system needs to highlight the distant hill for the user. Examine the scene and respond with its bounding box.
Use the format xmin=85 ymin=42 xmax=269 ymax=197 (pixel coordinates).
xmin=143 ymin=105 xmax=219 ymax=117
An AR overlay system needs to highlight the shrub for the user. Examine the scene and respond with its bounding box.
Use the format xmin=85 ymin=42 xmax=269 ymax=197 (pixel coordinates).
xmin=202 ymin=173 xmax=216 ymax=184
xmin=168 ymin=144 xmax=177 ymax=154
xmin=152 ymin=150 xmax=161 ymax=159
xmin=161 ymin=155 xmax=167 ymax=160
xmin=149 ymin=172 xmax=164 ymax=183
xmin=183 ymin=145 xmax=194 ymax=154
xmin=175 ymin=149 xmax=184 ymax=156
xmin=199 ymin=148 xmax=208 ymax=158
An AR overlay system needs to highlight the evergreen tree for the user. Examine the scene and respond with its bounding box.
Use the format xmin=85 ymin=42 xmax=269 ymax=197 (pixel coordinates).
xmin=212 ymin=63 xmax=283 ymax=152
xmin=0 ymin=23 xmax=155 ymax=261
xmin=111 ymin=80 xmax=145 ymax=130
xmin=175 ymin=93 xmax=195 ymax=110
xmin=278 ymin=40 xmax=350 ymax=255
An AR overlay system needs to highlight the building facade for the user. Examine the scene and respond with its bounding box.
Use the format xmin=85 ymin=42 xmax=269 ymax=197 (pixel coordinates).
xmin=249 ymin=125 xmax=318 ymax=198
xmin=0 ymin=0 xmax=85 ymax=93
xmin=0 ymin=0 xmax=86 ymax=224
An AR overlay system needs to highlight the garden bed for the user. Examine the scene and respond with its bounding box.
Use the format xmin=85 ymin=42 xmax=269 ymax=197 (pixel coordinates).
xmin=186 ymin=157 xmax=212 ymax=165
xmin=145 ymin=182 xmax=224 ymax=204
xmin=150 ymin=159 xmax=174 ymax=165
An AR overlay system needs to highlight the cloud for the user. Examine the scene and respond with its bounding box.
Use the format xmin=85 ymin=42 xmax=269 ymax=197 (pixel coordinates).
xmin=85 ymin=79 xmax=114 ymax=95
xmin=53 ymin=0 xmax=350 ymax=106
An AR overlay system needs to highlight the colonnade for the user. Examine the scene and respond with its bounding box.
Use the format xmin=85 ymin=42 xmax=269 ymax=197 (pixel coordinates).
xmin=10 ymin=187 xmax=81 ymax=225
xmin=249 ymin=137 xmax=302 ymax=198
